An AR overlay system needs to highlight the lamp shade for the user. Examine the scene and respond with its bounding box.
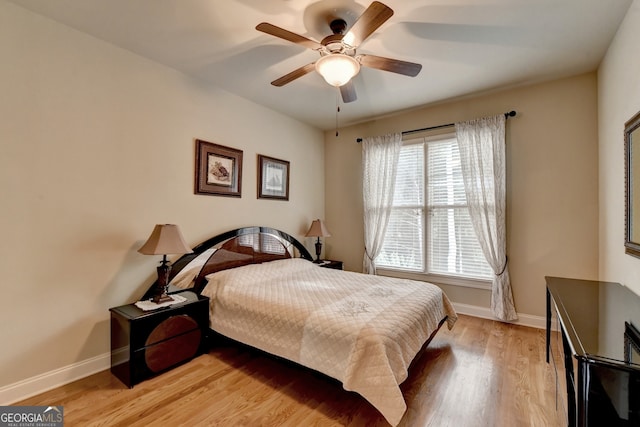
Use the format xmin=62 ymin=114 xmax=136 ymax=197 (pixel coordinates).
xmin=305 ymin=219 xmax=332 ymax=238
xmin=138 ymin=224 xmax=193 ymax=256
xmin=315 ymin=54 xmax=360 ymax=87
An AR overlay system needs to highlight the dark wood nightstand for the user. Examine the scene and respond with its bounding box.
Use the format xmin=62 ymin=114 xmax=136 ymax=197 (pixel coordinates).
xmin=109 ymin=291 xmax=209 ymax=388
xmin=317 ymin=260 xmax=343 ymax=270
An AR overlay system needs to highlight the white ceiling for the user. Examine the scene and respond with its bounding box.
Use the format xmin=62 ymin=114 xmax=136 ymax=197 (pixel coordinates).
xmin=9 ymin=0 xmax=633 ymax=130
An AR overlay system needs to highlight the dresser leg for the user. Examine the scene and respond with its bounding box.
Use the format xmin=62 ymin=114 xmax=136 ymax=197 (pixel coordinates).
xmin=546 ymin=288 xmax=551 ymax=364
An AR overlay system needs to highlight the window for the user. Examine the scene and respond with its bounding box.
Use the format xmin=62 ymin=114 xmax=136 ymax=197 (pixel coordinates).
xmin=376 ymin=133 xmax=492 ymax=282
xmin=238 ymin=233 xmax=287 ymax=255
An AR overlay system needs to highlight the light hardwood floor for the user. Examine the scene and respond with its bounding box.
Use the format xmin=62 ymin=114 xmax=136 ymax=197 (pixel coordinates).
xmin=17 ymin=314 xmax=566 ymax=426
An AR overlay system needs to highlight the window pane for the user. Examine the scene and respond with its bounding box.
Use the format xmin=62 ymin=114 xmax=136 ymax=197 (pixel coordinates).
xmin=428 ymin=207 xmax=493 ymax=279
xmin=393 ymin=144 xmax=423 ymax=206
xmin=377 ymin=208 xmax=423 ymax=271
xmin=428 ymin=138 xmax=466 ymax=206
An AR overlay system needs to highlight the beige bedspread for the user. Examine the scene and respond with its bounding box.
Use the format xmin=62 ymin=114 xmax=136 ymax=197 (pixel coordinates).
xmin=200 ymin=258 xmax=457 ymax=426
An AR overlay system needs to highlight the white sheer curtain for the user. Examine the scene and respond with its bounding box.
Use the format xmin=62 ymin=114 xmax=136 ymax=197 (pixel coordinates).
xmin=455 ymin=115 xmax=517 ymax=321
xmin=361 ymin=133 xmax=402 ymax=274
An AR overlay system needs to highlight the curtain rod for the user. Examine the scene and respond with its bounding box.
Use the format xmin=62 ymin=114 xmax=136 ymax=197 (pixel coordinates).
xmin=355 ymin=110 xmax=517 ymax=143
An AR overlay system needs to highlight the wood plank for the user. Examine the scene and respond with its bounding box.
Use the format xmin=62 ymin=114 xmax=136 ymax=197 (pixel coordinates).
xmin=16 ymin=315 xmax=565 ymax=426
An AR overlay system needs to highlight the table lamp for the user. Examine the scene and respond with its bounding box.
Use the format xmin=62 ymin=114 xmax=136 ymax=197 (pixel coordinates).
xmin=305 ymin=219 xmax=331 ymax=263
xmin=138 ymin=224 xmax=193 ymax=303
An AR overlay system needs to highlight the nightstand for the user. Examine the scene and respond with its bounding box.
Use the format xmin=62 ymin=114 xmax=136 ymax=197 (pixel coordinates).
xmin=110 ymin=291 xmax=209 ymax=388
xmin=317 ymin=259 xmax=343 ymax=270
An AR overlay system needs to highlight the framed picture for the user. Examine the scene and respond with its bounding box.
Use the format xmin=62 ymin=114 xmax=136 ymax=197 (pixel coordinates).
xmin=195 ymin=139 xmax=243 ymax=197
xmin=258 ymin=154 xmax=289 ymax=200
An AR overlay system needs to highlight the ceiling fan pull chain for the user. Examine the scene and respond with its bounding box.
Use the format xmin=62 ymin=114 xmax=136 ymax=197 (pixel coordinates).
xmin=335 ymin=91 xmax=341 ymax=137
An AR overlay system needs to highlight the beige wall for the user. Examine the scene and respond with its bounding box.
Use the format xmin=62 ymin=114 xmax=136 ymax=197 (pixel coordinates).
xmin=0 ymin=2 xmax=324 ymax=388
xmin=599 ymin=0 xmax=640 ymax=291
xmin=324 ymin=74 xmax=599 ymax=318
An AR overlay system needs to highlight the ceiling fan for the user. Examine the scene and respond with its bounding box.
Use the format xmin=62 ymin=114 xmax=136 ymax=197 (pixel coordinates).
xmin=256 ymin=1 xmax=422 ymax=103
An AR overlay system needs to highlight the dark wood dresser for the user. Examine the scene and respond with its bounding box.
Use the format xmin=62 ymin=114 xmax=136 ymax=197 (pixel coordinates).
xmin=546 ymin=276 xmax=640 ymax=426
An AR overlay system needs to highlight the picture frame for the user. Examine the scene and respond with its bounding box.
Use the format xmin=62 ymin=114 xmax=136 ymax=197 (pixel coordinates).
xmin=625 ymin=110 xmax=640 ymax=257
xmin=257 ymin=154 xmax=289 ymax=200
xmin=195 ymin=139 xmax=243 ymax=197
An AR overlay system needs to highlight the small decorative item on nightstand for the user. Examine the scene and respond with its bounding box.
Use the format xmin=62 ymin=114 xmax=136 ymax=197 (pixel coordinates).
xmin=109 ymin=291 xmax=209 ymax=388
xmin=318 ymin=260 xmax=343 ymax=270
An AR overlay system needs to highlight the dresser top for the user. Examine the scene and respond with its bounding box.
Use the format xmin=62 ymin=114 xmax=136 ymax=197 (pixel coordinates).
xmin=546 ymin=276 xmax=640 ymax=367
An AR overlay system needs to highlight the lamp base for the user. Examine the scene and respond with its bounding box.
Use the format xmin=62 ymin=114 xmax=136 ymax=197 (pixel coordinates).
xmin=151 ymin=263 xmax=173 ymax=304
xmin=151 ymin=294 xmax=174 ymax=304
xmin=314 ymin=239 xmax=322 ymax=263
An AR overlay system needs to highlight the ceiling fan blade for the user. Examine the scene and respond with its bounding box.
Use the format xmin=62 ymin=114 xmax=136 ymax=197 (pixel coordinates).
xmin=340 ymin=80 xmax=357 ymax=103
xmin=256 ymin=23 xmax=323 ymax=51
xmin=271 ymin=63 xmax=316 ymax=87
xmin=359 ymin=54 xmax=422 ymax=77
xmin=343 ymin=1 xmax=394 ymax=48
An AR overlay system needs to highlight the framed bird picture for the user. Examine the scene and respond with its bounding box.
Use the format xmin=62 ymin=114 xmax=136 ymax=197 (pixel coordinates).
xmin=195 ymin=139 xmax=243 ymax=197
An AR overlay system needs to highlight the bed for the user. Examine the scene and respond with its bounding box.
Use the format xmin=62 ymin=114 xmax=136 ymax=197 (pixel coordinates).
xmin=152 ymin=226 xmax=457 ymax=426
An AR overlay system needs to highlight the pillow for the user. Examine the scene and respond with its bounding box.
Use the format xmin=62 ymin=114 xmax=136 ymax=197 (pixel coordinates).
xmin=201 ymin=257 xmax=314 ymax=300
xmin=203 ymin=257 xmax=313 ymax=283
xmin=169 ymin=248 xmax=216 ymax=289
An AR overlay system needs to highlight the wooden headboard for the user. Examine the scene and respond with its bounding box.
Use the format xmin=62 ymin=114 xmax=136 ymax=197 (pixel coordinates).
xmin=142 ymin=226 xmax=313 ymax=298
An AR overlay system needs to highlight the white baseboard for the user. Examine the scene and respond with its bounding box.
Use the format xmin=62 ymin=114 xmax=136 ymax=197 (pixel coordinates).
xmin=0 ymin=304 xmax=549 ymax=405
xmin=452 ymin=302 xmax=548 ymax=330
xmin=0 ymin=352 xmax=111 ymax=405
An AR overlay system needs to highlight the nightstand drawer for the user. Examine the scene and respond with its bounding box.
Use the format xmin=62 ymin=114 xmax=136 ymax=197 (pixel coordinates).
xmin=124 ymin=300 xmax=208 ymax=350
xmin=131 ymin=328 xmax=202 ymax=381
xmin=145 ymin=314 xmax=199 ymax=346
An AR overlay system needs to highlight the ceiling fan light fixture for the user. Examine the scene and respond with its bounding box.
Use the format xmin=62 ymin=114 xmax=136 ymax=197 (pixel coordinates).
xmin=315 ymin=54 xmax=360 ymax=87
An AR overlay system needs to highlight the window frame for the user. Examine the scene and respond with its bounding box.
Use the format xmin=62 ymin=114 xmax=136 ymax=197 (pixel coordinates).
xmin=376 ymin=130 xmax=492 ymax=290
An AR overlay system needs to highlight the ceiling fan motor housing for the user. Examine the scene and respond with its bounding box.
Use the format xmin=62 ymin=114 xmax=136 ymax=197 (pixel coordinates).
xmin=321 ymin=34 xmax=345 ymax=52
